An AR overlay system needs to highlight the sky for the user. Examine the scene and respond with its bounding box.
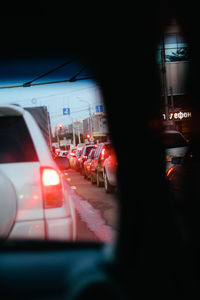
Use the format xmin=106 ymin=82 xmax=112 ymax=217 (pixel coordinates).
xmin=0 ymin=56 xmax=104 ymax=128
xmin=0 ymin=80 xmax=104 ymax=127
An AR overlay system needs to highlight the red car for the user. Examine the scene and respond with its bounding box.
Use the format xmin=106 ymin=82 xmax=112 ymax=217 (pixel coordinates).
xmin=79 ymin=145 xmax=97 ymax=175
xmin=103 ymin=149 xmax=118 ymax=193
xmin=90 ymin=142 xmax=113 ymax=187
xmin=83 ymin=149 xmax=96 ymax=180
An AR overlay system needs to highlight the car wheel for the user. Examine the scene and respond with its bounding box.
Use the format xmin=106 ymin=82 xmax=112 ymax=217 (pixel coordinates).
xmin=104 ymin=171 xmax=114 ymax=193
xmin=81 ymin=166 xmax=85 ymax=176
xmin=97 ymin=171 xmax=104 ymax=187
xmin=91 ymin=173 xmax=95 ymax=184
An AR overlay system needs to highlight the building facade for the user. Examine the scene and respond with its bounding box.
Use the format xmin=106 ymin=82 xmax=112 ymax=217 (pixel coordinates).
xmin=157 ymin=19 xmax=192 ymax=138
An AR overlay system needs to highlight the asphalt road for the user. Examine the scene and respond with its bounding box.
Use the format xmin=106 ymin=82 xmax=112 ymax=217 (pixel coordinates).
xmin=63 ymin=169 xmax=119 ymax=243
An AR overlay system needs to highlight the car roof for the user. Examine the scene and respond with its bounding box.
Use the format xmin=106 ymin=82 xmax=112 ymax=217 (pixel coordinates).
xmin=163 ymin=130 xmax=182 ymax=134
xmin=0 ymin=104 xmax=25 ymax=116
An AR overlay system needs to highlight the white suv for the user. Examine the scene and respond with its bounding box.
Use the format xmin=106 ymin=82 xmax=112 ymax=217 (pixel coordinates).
xmin=0 ymin=105 xmax=76 ymax=241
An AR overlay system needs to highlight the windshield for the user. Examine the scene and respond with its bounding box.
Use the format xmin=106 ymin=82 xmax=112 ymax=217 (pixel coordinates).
xmin=0 ymin=54 xmax=119 ymax=244
xmin=162 ymin=133 xmax=188 ymax=148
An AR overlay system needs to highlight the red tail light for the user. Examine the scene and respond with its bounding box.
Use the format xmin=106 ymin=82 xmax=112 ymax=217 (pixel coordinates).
xmin=166 ymin=167 xmax=174 ymax=177
xmin=40 ymin=167 xmax=64 ymax=209
xmin=101 ymin=148 xmax=106 ymax=160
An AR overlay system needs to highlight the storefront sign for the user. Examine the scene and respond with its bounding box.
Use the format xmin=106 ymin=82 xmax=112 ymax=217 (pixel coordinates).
xmin=162 ymin=111 xmax=192 ymax=121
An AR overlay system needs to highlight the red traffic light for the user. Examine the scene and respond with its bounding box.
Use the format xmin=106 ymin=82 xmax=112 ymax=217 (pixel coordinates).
xmin=86 ymin=134 xmax=90 ymax=139
xmin=59 ymin=124 xmax=63 ymax=129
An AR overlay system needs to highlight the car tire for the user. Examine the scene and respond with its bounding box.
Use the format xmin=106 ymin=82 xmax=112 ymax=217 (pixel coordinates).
xmin=91 ymin=173 xmax=96 ymax=184
xmin=81 ymin=166 xmax=85 ymax=176
xmin=97 ymin=171 xmax=104 ymax=187
xmin=104 ymin=171 xmax=114 ymax=193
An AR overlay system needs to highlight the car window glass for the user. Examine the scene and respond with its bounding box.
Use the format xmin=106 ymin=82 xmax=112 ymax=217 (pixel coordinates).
xmin=0 ymin=116 xmax=38 ymax=163
xmin=0 ymin=54 xmax=119 ymax=244
xmin=162 ymin=133 xmax=188 ymax=148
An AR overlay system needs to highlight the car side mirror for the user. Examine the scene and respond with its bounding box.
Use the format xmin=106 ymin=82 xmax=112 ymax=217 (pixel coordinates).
xmin=172 ymin=157 xmax=181 ymax=164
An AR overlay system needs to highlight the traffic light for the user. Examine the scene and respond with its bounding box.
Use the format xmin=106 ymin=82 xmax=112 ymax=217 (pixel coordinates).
xmin=86 ymin=134 xmax=90 ymax=139
xmin=59 ymin=124 xmax=63 ymax=130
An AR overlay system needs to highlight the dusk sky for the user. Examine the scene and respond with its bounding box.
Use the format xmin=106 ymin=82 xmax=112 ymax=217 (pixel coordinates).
xmin=0 ymin=56 xmax=104 ymax=128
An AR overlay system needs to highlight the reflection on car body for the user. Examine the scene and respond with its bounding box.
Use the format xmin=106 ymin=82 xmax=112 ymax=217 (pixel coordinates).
xmin=103 ymin=149 xmax=118 ymax=193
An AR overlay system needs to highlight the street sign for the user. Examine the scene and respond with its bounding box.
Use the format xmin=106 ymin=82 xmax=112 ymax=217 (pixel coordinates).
xmin=95 ymin=105 xmax=104 ymax=113
xmin=63 ymin=108 xmax=70 ymax=115
xmin=90 ymin=137 xmax=94 ymax=144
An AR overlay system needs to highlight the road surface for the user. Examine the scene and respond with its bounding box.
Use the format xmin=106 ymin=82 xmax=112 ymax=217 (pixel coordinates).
xmin=63 ymin=169 xmax=119 ymax=243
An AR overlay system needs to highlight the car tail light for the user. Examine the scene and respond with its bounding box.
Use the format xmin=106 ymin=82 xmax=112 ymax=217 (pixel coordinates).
xmin=166 ymin=167 xmax=174 ymax=177
xmin=40 ymin=167 xmax=64 ymax=209
xmin=101 ymin=148 xmax=106 ymax=160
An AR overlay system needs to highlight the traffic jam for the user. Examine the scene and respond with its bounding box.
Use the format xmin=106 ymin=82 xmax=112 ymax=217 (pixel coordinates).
xmin=54 ymin=142 xmax=117 ymax=193
xmin=52 ymin=140 xmax=118 ymax=243
xmin=0 ymin=53 xmax=120 ymax=244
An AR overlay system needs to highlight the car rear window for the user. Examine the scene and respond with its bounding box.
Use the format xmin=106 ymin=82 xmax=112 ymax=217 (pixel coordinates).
xmin=162 ymin=133 xmax=188 ymax=148
xmin=85 ymin=146 xmax=95 ymax=156
xmin=0 ymin=116 xmax=38 ymax=163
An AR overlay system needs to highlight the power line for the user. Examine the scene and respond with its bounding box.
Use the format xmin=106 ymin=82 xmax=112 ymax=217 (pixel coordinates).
xmin=23 ymin=57 xmax=80 ymax=87
xmin=0 ymin=76 xmax=94 ymax=89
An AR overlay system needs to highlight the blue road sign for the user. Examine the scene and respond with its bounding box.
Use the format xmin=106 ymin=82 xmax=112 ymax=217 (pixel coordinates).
xmin=63 ymin=108 xmax=70 ymax=115
xmin=95 ymin=105 xmax=104 ymax=113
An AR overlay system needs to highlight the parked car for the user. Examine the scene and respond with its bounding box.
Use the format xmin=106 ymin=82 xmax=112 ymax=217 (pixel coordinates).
xmin=90 ymin=142 xmax=113 ymax=187
xmin=83 ymin=148 xmax=96 ymax=180
xmin=103 ymin=149 xmax=118 ymax=193
xmin=79 ymin=145 xmax=97 ymax=175
xmin=0 ymin=105 xmax=76 ymax=241
xmin=161 ymin=130 xmax=189 ymax=173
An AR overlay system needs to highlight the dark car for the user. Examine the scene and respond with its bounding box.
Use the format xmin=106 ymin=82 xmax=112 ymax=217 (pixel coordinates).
xmin=90 ymin=142 xmax=113 ymax=187
xmin=79 ymin=145 xmax=97 ymax=175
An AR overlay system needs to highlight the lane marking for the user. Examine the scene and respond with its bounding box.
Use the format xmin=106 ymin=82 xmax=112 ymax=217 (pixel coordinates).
xmin=65 ymin=172 xmax=68 ymax=175
xmin=71 ymin=186 xmax=77 ymax=190
xmin=67 ymin=178 xmax=71 ymax=181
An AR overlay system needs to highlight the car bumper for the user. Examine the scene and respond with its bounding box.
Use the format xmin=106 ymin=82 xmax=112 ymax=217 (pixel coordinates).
xmin=8 ymin=216 xmax=76 ymax=241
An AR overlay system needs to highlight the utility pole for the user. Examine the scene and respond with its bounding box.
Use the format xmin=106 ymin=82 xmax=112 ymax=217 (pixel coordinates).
xmin=88 ymin=105 xmax=93 ymax=138
xmin=72 ymin=119 xmax=76 ymax=146
xmin=77 ymin=97 xmax=93 ymax=138
xmin=161 ymin=35 xmax=169 ymax=125
xmin=56 ymin=127 xmax=60 ymax=148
